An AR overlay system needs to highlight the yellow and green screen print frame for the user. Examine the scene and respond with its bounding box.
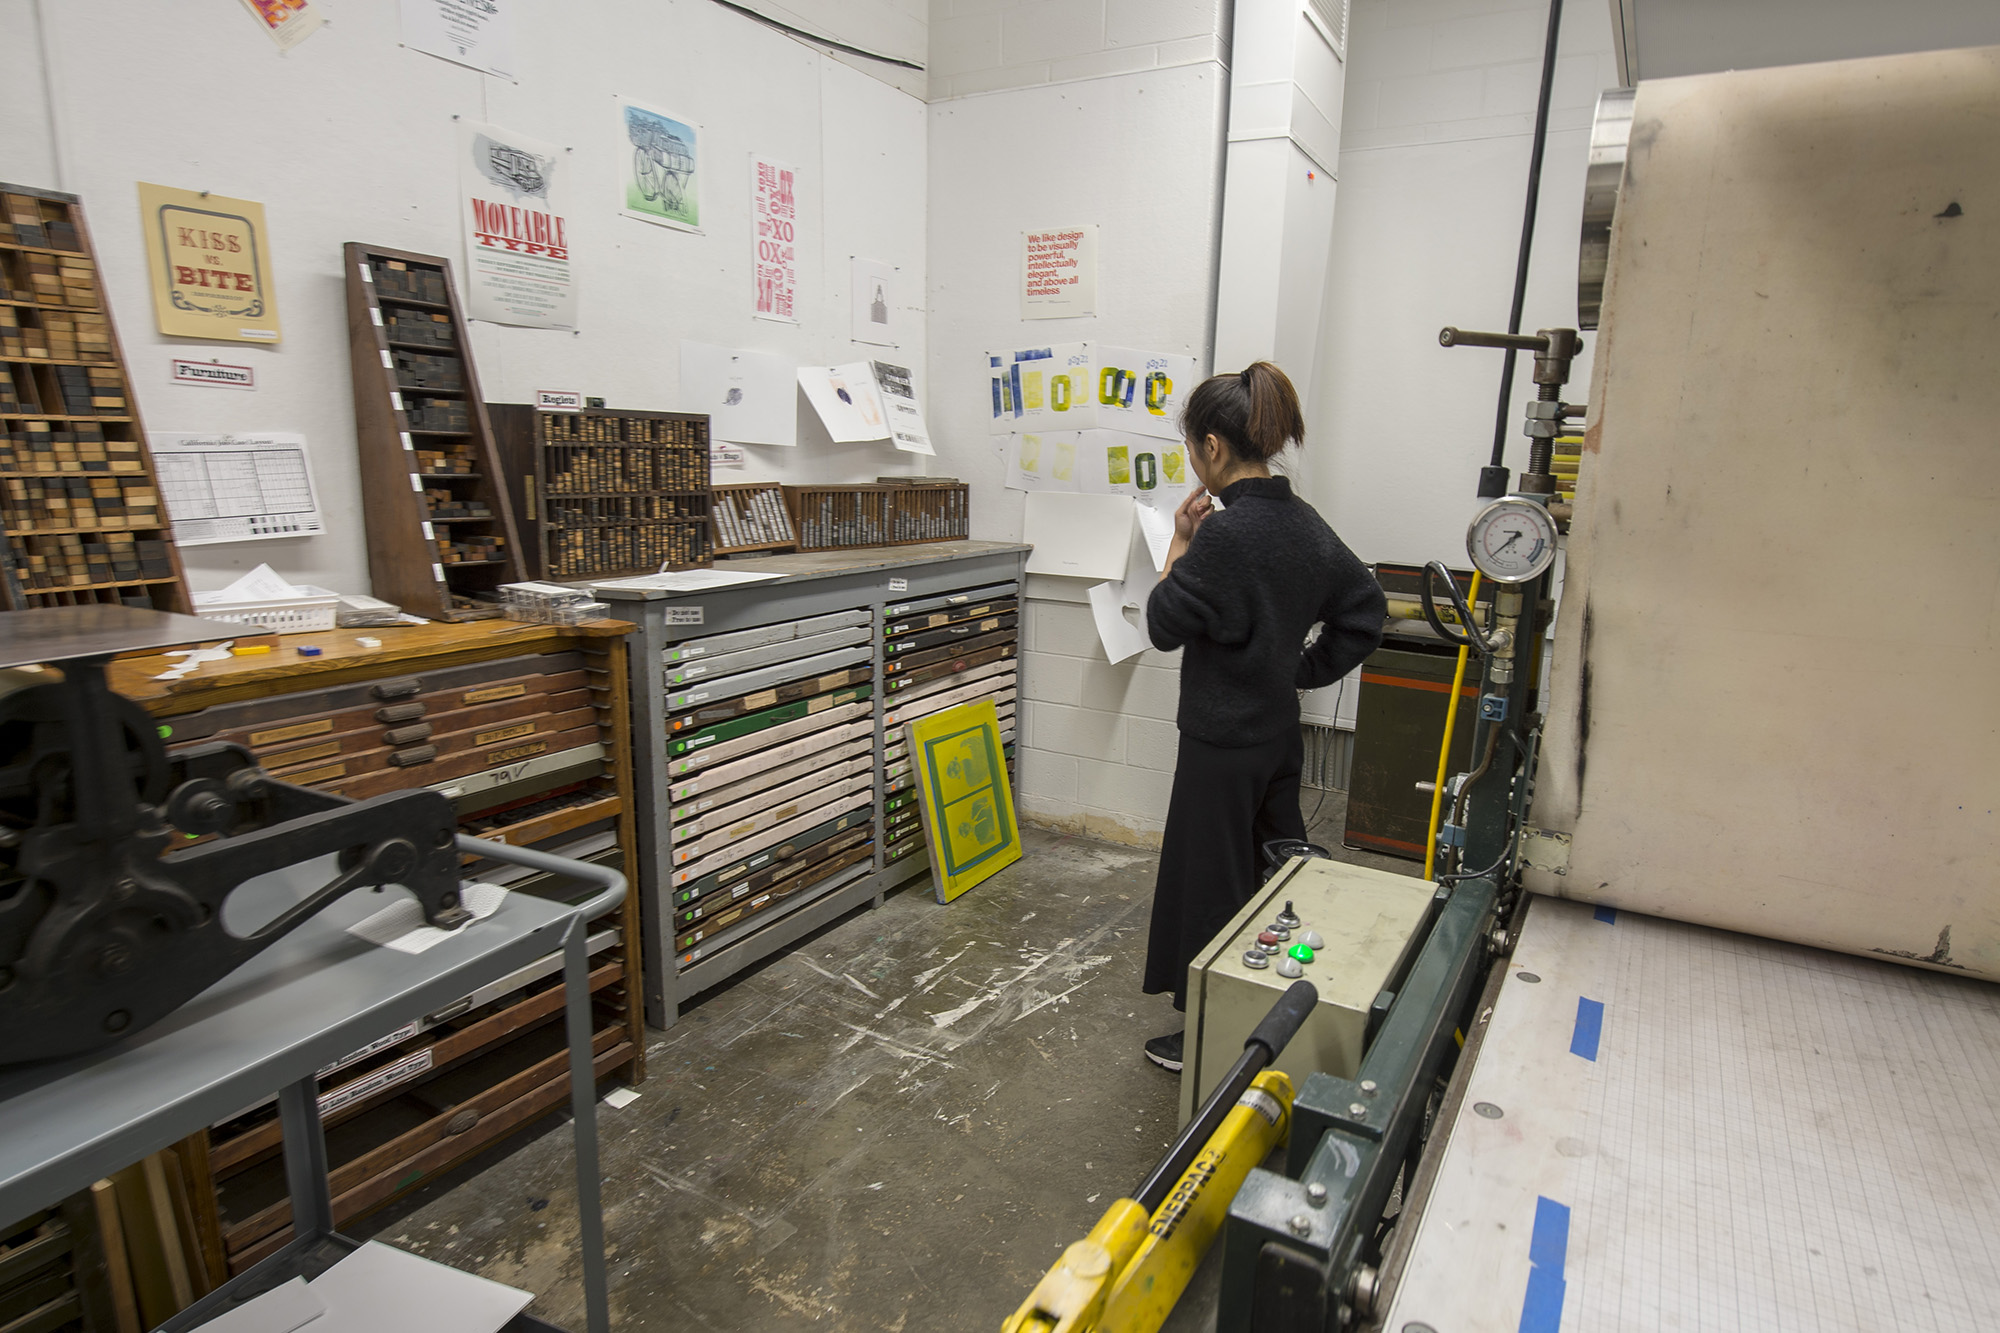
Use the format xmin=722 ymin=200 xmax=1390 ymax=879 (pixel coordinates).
xmin=905 ymin=699 xmax=1021 ymax=903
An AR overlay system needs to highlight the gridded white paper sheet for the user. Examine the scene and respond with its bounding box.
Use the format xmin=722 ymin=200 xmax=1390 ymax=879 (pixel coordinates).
xmin=1382 ymin=896 xmax=2000 ymax=1332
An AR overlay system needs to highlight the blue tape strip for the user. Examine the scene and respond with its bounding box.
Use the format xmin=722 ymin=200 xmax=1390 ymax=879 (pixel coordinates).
xmin=1518 ymin=1196 xmax=1571 ymax=1333
xmin=1519 ymin=1265 xmax=1567 ymax=1333
xmin=1593 ymin=905 xmax=1618 ymax=924
xmin=1528 ymin=1195 xmax=1571 ymax=1268
xmin=1571 ymin=996 xmax=1604 ymax=1061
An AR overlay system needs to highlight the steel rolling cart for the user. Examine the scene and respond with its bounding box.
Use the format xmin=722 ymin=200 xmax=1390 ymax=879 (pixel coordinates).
xmin=0 ymin=839 xmax=625 ymax=1333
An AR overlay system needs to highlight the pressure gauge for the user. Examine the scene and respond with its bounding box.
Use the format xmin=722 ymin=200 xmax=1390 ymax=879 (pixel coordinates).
xmin=1466 ymin=496 xmax=1558 ymax=584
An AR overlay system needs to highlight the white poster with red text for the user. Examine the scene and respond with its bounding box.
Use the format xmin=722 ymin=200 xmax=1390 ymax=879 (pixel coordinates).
xmin=751 ymin=155 xmax=799 ymax=324
xmin=458 ymin=120 xmax=576 ymax=330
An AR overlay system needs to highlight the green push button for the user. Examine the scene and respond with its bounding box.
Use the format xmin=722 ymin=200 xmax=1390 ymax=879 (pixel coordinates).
xmin=1288 ymin=943 xmax=1314 ymax=963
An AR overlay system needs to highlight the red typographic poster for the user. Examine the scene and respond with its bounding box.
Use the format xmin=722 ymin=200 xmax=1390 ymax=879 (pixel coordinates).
xmin=751 ymin=156 xmax=799 ymax=324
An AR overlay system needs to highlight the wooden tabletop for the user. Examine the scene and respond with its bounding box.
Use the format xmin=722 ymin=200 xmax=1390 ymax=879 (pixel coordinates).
xmin=108 ymin=616 xmax=634 ymax=715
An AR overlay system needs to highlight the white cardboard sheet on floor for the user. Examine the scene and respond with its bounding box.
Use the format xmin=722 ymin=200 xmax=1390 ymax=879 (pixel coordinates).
xmin=191 ymin=1277 xmax=325 ymax=1333
xmin=1022 ymin=492 xmax=1134 ymax=581
xmin=307 ymin=1242 xmax=532 ymax=1333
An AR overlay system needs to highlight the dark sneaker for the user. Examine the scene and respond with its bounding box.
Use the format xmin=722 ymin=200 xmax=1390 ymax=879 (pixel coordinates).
xmin=1144 ymin=1030 xmax=1184 ymax=1071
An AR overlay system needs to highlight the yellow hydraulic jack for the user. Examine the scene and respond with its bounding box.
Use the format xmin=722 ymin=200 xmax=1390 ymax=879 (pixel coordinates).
xmin=1004 ymin=981 xmax=1318 ymax=1333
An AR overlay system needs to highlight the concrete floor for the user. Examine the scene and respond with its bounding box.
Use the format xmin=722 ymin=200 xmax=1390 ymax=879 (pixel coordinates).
xmin=358 ymin=792 xmax=1414 ymax=1332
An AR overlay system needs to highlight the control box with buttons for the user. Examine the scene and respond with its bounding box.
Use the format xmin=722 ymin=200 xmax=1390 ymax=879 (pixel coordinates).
xmin=1178 ymin=856 xmax=1433 ymax=1123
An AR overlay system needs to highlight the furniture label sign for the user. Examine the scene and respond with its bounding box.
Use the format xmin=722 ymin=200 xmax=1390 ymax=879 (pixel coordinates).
xmin=171 ymin=359 xmax=256 ymax=390
xmin=536 ymin=389 xmax=583 ymax=412
xmin=666 ymin=606 xmax=705 ymax=625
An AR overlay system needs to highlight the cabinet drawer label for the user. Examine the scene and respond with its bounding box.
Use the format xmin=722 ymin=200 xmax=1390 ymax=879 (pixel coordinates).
xmin=250 ymin=717 xmax=335 ymax=747
xmin=463 ymin=683 xmax=527 ymax=704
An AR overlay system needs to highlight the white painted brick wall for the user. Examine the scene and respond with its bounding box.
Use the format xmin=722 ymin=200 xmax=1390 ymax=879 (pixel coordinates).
xmin=928 ymin=0 xmax=1228 ymax=100
xmin=1014 ymin=590 xmax=1184 ymax=848
xmin=1340 ymin=0 xmax=1622 ymax=151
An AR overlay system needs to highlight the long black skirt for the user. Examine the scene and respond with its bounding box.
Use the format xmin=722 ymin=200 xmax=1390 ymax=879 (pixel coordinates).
xmin=1142 ymin=728 xmax=1305 ymax=1011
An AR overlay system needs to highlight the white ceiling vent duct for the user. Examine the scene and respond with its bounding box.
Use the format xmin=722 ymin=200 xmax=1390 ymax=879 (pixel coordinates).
xmin=1210 ymin=0 xmax=1347 ymax=408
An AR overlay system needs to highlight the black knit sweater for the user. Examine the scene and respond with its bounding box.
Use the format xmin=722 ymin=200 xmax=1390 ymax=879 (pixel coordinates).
xmin=1146 ymin=475 xmax=1386 ymax=747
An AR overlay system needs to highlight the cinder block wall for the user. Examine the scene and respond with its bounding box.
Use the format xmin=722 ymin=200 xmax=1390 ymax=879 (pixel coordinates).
xmin=1015 ymin=582 xmax=1182 ymax=847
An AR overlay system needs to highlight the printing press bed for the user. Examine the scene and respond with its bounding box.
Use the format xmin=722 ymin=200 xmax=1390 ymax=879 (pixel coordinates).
xmin=1373 ymin=896 xmax=2000 ymax=1332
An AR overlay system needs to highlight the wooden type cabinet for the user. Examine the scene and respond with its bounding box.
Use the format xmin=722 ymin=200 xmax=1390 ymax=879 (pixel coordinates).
xmin=597 ymin=541 xmax=1028 ymax=1029
xmin=105 ymin=619 xmax=644 ymax=1276
xmin=0 ymin=183 xmax=191 ymax=612
xmin=343 ymin=244 xmax=526 ymax=622
xmin=487 ymin=403 xmax=713 ymax=582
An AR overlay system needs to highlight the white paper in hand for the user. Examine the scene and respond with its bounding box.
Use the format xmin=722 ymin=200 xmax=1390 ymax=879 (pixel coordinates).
xmin=1133 ymin=503 xmax=1175 ymax=572
xmin=307 ymin=1242 xmax=531 ymax=1333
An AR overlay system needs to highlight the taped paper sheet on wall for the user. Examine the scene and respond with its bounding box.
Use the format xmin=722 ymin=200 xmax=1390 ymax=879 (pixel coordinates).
xmin=1088 ymin=579 xmax=1151 ymax=664
xmin=751 ymin=155 xmax=799 ymax=322
xmin=619 ymin=99 xmax=700 ymax=232
xmin=1005 ymin=431 xmax=1082 ymax=492
xmin=1133 ymin=502 xmax=1175 ymax=571
xmin=457 ymin=119 xmax=574 ymax=329
xmin=798 ymin=362 xmax=888 ymax=442
xmin=138 ymin=183 xmax=282 ymax=344
xmin=238 ymin=0 xmax=324 ymax=50
xmin=1095 ymin=346 xmax=1197 ymax=440
xmin=852 ymin=257 xmax=898 ymax=345
xmin=151 ymin=432 xmax=324 ymax=544
xmin=1022 ymin=492 xmax=1135 ymax=581
xmin=988 ymin=344 xmax=1196 ymax=441
xmin=1076 ymin=429 xmax=1192 ymax=506
xmin=401 ymin=0 xmax=515 ymax=79
xmin=679 ymin=341 xmax=795 ymax=446
xmin=989 ymin=343 xmax=1093 ymax=434
xmin=1022 ymin=225 xmax=1097 ymax=319
xmin=871 ymin=361 xmax=934 ymax=454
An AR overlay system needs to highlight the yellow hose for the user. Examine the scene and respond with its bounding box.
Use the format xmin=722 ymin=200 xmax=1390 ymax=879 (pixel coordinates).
xmin=1423 ymin=570 xmax=1480 ymax=881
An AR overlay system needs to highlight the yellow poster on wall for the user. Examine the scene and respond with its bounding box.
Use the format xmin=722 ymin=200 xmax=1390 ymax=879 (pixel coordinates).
xmin=906 ymin=699 xmax=1021 ymax=904
xmin=137 ymin=183 xmax=281 ymax=344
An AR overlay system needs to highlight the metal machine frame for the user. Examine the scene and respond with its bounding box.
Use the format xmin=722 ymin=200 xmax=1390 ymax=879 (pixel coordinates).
xmin=1214 ymin=325 xmax=1578 ymax=1330
xmin=0 ymin=607 xmax=473 ymax=1065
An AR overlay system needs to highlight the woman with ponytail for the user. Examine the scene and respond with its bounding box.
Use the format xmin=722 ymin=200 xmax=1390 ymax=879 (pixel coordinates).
xmin=1138 ymin=361 xmax=1387 ymax=1072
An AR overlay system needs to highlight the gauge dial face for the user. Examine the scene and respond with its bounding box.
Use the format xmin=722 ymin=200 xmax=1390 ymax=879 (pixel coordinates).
xmin=1466 ymin=497 xmax=1558 ymax=583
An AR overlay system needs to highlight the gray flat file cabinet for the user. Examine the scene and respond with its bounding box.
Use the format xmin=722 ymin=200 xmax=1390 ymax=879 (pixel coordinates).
xmin=0 ymin=837 xmax=624 ymax=1333
xmin=598 ymin=540 xmax=1030 ymax=1029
